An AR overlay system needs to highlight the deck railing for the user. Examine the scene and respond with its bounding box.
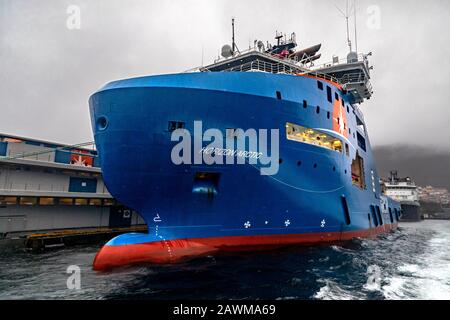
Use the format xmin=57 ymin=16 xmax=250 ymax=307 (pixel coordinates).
xmin=312 ymin=53 xmax=369 ymax=71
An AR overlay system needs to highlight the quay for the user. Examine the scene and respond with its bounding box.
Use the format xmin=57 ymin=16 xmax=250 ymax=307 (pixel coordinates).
xmin=0 ymin=133 xmax=146 ymax=248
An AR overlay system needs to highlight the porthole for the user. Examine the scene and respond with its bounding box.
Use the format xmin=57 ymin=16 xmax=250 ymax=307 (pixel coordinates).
xmin=317 ymin=81 xmax=324 ymax=90
xmin=297 ymin=161 xmax=302 ymax=166
xmin=96 ymin=116 xmax=108 ymax=131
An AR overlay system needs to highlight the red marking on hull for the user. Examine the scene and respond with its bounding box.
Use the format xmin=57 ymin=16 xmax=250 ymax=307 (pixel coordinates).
xmin=332 ymin=99 xmax=349 ymax=138
xmin=93 ymin=224 xmax=398 ymax=271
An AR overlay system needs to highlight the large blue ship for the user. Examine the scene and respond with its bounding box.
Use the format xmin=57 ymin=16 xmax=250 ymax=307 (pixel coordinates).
xmin=89 ymin=30 xmax=401 ymax=270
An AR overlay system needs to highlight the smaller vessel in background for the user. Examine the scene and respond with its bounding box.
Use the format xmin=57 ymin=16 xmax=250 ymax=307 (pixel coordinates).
xmin=382 ymin=171 xmax=422 ymax=222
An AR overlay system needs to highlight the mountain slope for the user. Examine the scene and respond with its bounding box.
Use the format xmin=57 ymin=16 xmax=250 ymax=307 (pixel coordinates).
xmin=373 ymin=145 xmax=450 ymax=189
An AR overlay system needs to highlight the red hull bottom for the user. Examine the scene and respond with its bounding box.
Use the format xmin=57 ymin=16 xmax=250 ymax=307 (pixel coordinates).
xmin=93 ymin=224 xmax=398 ymax=271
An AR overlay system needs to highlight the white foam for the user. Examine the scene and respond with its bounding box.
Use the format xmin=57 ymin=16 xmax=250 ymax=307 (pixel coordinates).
xmin=382 ymin=277 xmax=409 ymax=300
xmin=313 ymin=279 xmax=362 ymax=300
xmin=397 ymin=264 xmax=420 ymax=274
xmin=383 ymin=226 xmax=450 ymax=300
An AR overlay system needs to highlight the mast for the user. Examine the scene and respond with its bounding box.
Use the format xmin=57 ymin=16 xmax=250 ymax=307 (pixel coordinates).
xmin=346 ymin=0 xmax=352 ymax=52
xmin=354 ymin=0 xmax=358 ymax=53
xmin=335 ymin=0 xmax=352 ymax=53
xmin=232 ymin=18 xmax=236 ymax=55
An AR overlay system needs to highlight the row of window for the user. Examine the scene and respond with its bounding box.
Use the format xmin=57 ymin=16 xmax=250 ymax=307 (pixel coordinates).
xmin=0 ymin=196 xmax=116 ymax=207
xmin=286 ymin=122 xmax=343 ymax=153
xmin=369 ymin=205 xmax=399 ymax=227
xmin=302 ymin=97 xmax=360 ymax=144
xmin=286 ymin=122 xmax=369 ymax=189
xmin=318 ymin=80 xmax=349 ymax=109
xmin=370 ymin=205 xmax=383 ymax=227
xmin=317 ymin=80 xmax=368 ymax=145
xmin=4 ymin=164 xmax=101 ymax=178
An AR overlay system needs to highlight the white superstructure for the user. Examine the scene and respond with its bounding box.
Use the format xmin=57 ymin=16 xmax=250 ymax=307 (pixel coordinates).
xmin=383 ymin=171 xmax=419 ymax=203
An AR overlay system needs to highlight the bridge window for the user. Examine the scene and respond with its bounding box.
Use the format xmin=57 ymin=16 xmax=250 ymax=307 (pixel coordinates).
xmin=327 ymin=86 xmax=332 ymax=103
xmin=316 ymin=106 xmax=320 ymax=114
xmin=286 ymin=122 xmax=343 ymax=153
xmin=317 ymin=81 xmax=323 ymax=90
xmin=303 ymin=100 xmax=308 ymax=108
xmin=357 ymin=132 xmax=367 ymax=152
xmin=356 ymin=115 xmax=367 ymax=136
xmin=335 ymin=92 xmax=339 ymax=101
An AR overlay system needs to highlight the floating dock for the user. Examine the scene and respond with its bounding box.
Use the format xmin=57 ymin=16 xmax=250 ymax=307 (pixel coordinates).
xmin=0 ymin=133 xmax=145 ymax=245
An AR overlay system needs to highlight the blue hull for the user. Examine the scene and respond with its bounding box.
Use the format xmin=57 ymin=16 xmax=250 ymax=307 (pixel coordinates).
xmin=89 ymin=72 xmax=400 ymax=269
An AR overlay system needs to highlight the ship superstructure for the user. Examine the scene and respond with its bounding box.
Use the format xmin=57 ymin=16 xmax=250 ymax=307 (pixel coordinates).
xmin=383 ymin=171 xmax=421 ymax=222
xmin=89 ymin=27 xmax=401 ymax=270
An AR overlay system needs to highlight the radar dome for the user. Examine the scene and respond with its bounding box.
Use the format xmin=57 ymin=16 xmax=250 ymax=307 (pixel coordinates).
xmin=221 ymin=45 xmax=233 ymax=58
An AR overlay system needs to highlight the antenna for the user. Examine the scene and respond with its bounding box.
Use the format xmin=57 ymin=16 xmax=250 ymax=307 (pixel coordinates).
xmin=353 ymin=0 xmax=358 ymax=53
xmin=335 ymin=0 xmax=352 ymax=53
xmin=230 ymin=17 xmax=240 ymax=55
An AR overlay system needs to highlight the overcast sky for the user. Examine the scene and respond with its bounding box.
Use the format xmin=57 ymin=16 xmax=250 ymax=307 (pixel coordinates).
xmin=1 ymin=0 xmax=449 ymax=150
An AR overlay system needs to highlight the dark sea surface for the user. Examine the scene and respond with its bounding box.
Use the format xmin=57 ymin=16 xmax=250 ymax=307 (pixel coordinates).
xmin=1 ymin=220 xmax=449 ymax=300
